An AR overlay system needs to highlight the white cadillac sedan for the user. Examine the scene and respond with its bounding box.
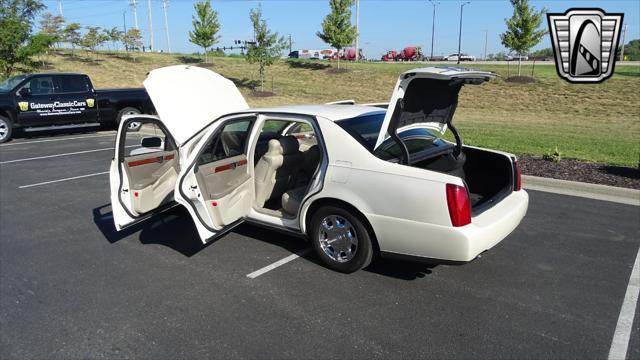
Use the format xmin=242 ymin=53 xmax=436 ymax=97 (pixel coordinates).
xmin=110 ymin=65 xmax=528 ymax=273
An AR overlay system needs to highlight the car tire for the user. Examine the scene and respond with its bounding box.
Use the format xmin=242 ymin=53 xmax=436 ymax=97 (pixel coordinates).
xmin=116 ymin=107 xmax=142 ymax=131
xmin=0 ymin=115 xmax=13 ymax=144
xmin=309 ymin=206 xmax=374 ymax=273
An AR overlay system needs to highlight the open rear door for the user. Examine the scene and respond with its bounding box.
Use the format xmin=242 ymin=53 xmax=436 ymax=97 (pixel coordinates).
xmin=110 ymin=116 xmax=180 ymax=230
xmin=174 ymin=116 xmax=256 ymax=243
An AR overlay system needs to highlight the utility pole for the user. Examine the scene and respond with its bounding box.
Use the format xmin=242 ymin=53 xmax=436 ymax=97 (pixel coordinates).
xmin=619 ymin=24 xmax=628 ymax=61
xmin=428 ymin=0 xmax=439 ymax=61
xmin=457 ymin=1 xmax=470 ymax=65
xmin=123 ymin=11 xmax=128 ymax=51
xmin=147 ymin=0 xmax=154 ymax=52
xmin=161 ymin=0 xmax=171 ymax=53
xmin=483 ymin=29 xmax=488 ymax=60
xmin=57 ymin=0 xmax=63 ymax=16
xmin=130 ymin=0 xmax=139 ymax=30
xmin=354 ymin=0 xmax=360 ymax=61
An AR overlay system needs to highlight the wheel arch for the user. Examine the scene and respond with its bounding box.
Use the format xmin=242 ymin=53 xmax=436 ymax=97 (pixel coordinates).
xmin=303 ymin=197 xmax=381 ymax=255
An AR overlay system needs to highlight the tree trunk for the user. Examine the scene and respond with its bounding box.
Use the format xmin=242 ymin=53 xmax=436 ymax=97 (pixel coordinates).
xmin=517 ymin=56 xmax=522 ymax=76
xmin=260 ymin=64 xmax=265 ymax=92
xmin=204 ymin=47 xmax=208 ymax=63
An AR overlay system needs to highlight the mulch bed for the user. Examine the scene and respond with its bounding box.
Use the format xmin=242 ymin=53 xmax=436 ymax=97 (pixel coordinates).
xmin=505 ymin=76 xmax=536 ymax=84
xmin=518 ymin=155 xmax=640 ymax=190
xmin=250 ymin=90 xmax=276 ymax=97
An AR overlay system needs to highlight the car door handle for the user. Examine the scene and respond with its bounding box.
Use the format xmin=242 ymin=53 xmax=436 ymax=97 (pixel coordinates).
xmin=189 ymin=185 xmax=198 ymax=190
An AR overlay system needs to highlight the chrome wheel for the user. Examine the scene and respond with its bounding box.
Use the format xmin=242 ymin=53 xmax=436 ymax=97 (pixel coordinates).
xmin=317 ymin=215 xmax=358 ymax=263
xmin=0 ymin=118 xmax=8 ymax=141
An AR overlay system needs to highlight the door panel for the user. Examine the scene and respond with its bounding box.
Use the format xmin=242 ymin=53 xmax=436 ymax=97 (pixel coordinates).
xmin=174 ymin=116 xmax=256 ymax=243
xmin=15 ymin=76 xmax=57 ymax=126
xmin=110 ymin=118 xmax=179 ymax=230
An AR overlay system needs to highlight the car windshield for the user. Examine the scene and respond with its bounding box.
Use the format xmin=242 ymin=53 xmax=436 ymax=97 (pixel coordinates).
xmin=0 ymin=75 xmax=27 ymax=91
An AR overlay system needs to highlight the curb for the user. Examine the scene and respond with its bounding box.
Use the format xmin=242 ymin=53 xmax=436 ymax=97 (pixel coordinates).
xmin=522 ymin=175 xmax=640 ymax=206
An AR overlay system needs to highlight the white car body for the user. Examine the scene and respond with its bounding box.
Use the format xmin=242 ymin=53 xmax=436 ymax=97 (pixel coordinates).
xmin=445 ymin=54 xmax=476 ymax=62
xmin=110 ymin=65 xmax=528 ymax=271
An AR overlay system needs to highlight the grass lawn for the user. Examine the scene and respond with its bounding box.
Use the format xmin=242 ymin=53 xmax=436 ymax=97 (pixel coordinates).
xmin=36 ymin=50 xmax=640 ymax=166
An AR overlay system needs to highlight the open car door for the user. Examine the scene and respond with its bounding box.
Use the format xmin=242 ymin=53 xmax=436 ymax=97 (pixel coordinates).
xmin=109 ymin=116 xmax=180 ymax=230
xmin=174 ymin=115 xmax=256 ymax=243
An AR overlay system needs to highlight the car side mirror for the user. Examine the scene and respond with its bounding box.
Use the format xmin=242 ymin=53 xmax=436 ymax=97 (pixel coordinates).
xmin=141 ymin=136 xmax=162 ymax=148
xmin=18 ymin=88 xmax=31 ymax=97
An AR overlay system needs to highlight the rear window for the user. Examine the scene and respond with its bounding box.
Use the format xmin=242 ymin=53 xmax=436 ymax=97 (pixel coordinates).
xmin=335 ymin=113 xmax=385 ymax=151
xmin=336 ymin=113 xmax=448 ymax=160
xmin=58 ymin=75 xmax=90 ymax=93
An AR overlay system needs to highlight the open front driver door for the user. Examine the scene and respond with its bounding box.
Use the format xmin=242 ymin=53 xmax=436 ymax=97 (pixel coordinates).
xmin=110 ymin=116 xmax=180 ymax=230
xmin=174 ymin=116 xmax=256 ymax=243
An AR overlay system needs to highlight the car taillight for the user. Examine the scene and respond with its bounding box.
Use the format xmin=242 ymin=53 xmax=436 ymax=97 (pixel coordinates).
xmin=446 ymin=183 xmax=471 ymax=227
xmin=514 ymin=159 xmax=522 ymax=191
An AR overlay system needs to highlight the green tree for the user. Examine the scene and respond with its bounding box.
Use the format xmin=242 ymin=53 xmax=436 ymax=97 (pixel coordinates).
xmin=104 ymin=27 xmax=122 ymax=52
xmin=39 ymin=12 xmax=65 ymax=47
xmin=246 ymin=4 xmax=286 ymax=92
xmin=122 ymin=28 xmax=142 ymax=60
xmin=500 ymin=0 xmax=547 ymax=76
xmin=62 ymin=22 xmax=81 ymax=55
xmin=317 ymin=0 xmax=357 ymax=69
xmin=188 ymin=0 xmax=220 ymax=63
xmin=79 ymin=26 xmax=105 ymax=59
xmin=622 ymin=39 xmax=640 ymax=61
xmin=0 ymin=0 xmax=48 ymax=78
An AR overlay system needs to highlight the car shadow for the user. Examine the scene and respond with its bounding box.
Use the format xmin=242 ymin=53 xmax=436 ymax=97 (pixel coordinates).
xmin=10 ymin=125 xmax=107 ymax=142
xmin=93 ymin=204 xmax=212 ymax=257
xmin=600 ymin=165 xmax=640 ymax=180
xmin=93 ymin=204 xmax=443 ymax=280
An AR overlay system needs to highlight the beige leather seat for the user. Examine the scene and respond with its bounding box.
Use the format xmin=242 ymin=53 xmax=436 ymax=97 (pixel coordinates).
xmin=254 ymin=136 xmax=304 ymax=207
xmin=282 ymin=145 xmax=322 ymax=215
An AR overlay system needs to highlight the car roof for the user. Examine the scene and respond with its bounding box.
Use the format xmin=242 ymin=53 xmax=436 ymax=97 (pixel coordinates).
xmin=245 ymin=104 xmax=386 ymax=122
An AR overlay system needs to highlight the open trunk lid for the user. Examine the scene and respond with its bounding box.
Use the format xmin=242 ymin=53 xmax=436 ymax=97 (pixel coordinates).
xmin=373 ymin=67 xmax=494 ymax=150
xmin=143 ymin=65 xmax=249 ymax=146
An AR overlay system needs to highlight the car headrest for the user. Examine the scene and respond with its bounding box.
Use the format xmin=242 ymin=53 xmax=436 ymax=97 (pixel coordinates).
xmin=267 ymin=139 xmax=283 ymax=155
xmin=278 ymin=136 xmax=300 ymax=155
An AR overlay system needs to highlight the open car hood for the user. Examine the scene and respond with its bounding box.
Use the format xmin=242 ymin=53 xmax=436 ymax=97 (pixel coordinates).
xmin=373 ymin=67 xmax=494 ymax=150
xmin=143 ymin=65 xmax=249 ymax=146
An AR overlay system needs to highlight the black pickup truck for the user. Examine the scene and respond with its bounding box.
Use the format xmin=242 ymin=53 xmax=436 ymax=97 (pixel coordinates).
xmin=0 ymin=73 xmax=154 ymax=143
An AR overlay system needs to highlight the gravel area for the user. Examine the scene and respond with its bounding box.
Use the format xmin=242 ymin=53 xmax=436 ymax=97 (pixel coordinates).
xmin=519 ymin=155 xmax=640 ymax=190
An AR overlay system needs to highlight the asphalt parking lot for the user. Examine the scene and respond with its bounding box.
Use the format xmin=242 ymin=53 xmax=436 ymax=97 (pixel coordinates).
xmin=1 ymin=130 xmax=638 ymax=359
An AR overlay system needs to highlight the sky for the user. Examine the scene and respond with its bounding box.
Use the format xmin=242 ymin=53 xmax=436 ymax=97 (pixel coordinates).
xmin=39 ymin=0 xmax=640 ymax=58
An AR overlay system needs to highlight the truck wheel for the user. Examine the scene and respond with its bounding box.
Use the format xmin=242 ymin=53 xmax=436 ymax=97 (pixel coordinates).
xmin=309 ymin=206 xmax=373 ymax=273
xmin=0 ymin=116 xmax=13 ymax=144
xmin=117 ymin=107 xmax=142 ymax=131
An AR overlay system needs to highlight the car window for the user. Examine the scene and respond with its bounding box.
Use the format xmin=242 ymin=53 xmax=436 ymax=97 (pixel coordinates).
xmin=198 ymin=119 xmax=252 ymax=165
xmin=125 ymin=122 xmax=175 ymax=157
xmin=20 ymin=76 xmax=55 ymax=95
xmin=335 ymin=113 xmax=385 ymax=151
xmin=261 ymin=120 xmax=290 ymax=135
xmin=373 ymin=129 xmax=446 ymax=161
xmin=58 ymin=75 xmax=90 ymax=93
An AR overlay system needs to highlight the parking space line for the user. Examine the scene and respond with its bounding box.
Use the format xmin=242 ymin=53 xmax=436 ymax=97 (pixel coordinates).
xmin=0 ymin=133 xmax=115 ymax=147
xmin=608 ymin=246 xmax=640 ymax=360
xmin=246 ymin=248 xmax=311 ymax=279
xmin=0 ymin=145 xmax=134 ymax=165
xmin=19 ymin=171 xmax=109 ymax=189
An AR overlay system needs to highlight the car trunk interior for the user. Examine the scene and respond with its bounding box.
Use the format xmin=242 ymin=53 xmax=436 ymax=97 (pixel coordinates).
xmin=384 ymin=74 xmax=512 ymax=213
xmin=412 ymin=147 xmax=514 ymax=212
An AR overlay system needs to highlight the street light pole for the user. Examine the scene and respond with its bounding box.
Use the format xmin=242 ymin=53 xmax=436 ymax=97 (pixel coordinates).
xmin=428 ymin=0 xmax=439 ymax=61
xmin=457 ymin=1 xmax=470 ymax=65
